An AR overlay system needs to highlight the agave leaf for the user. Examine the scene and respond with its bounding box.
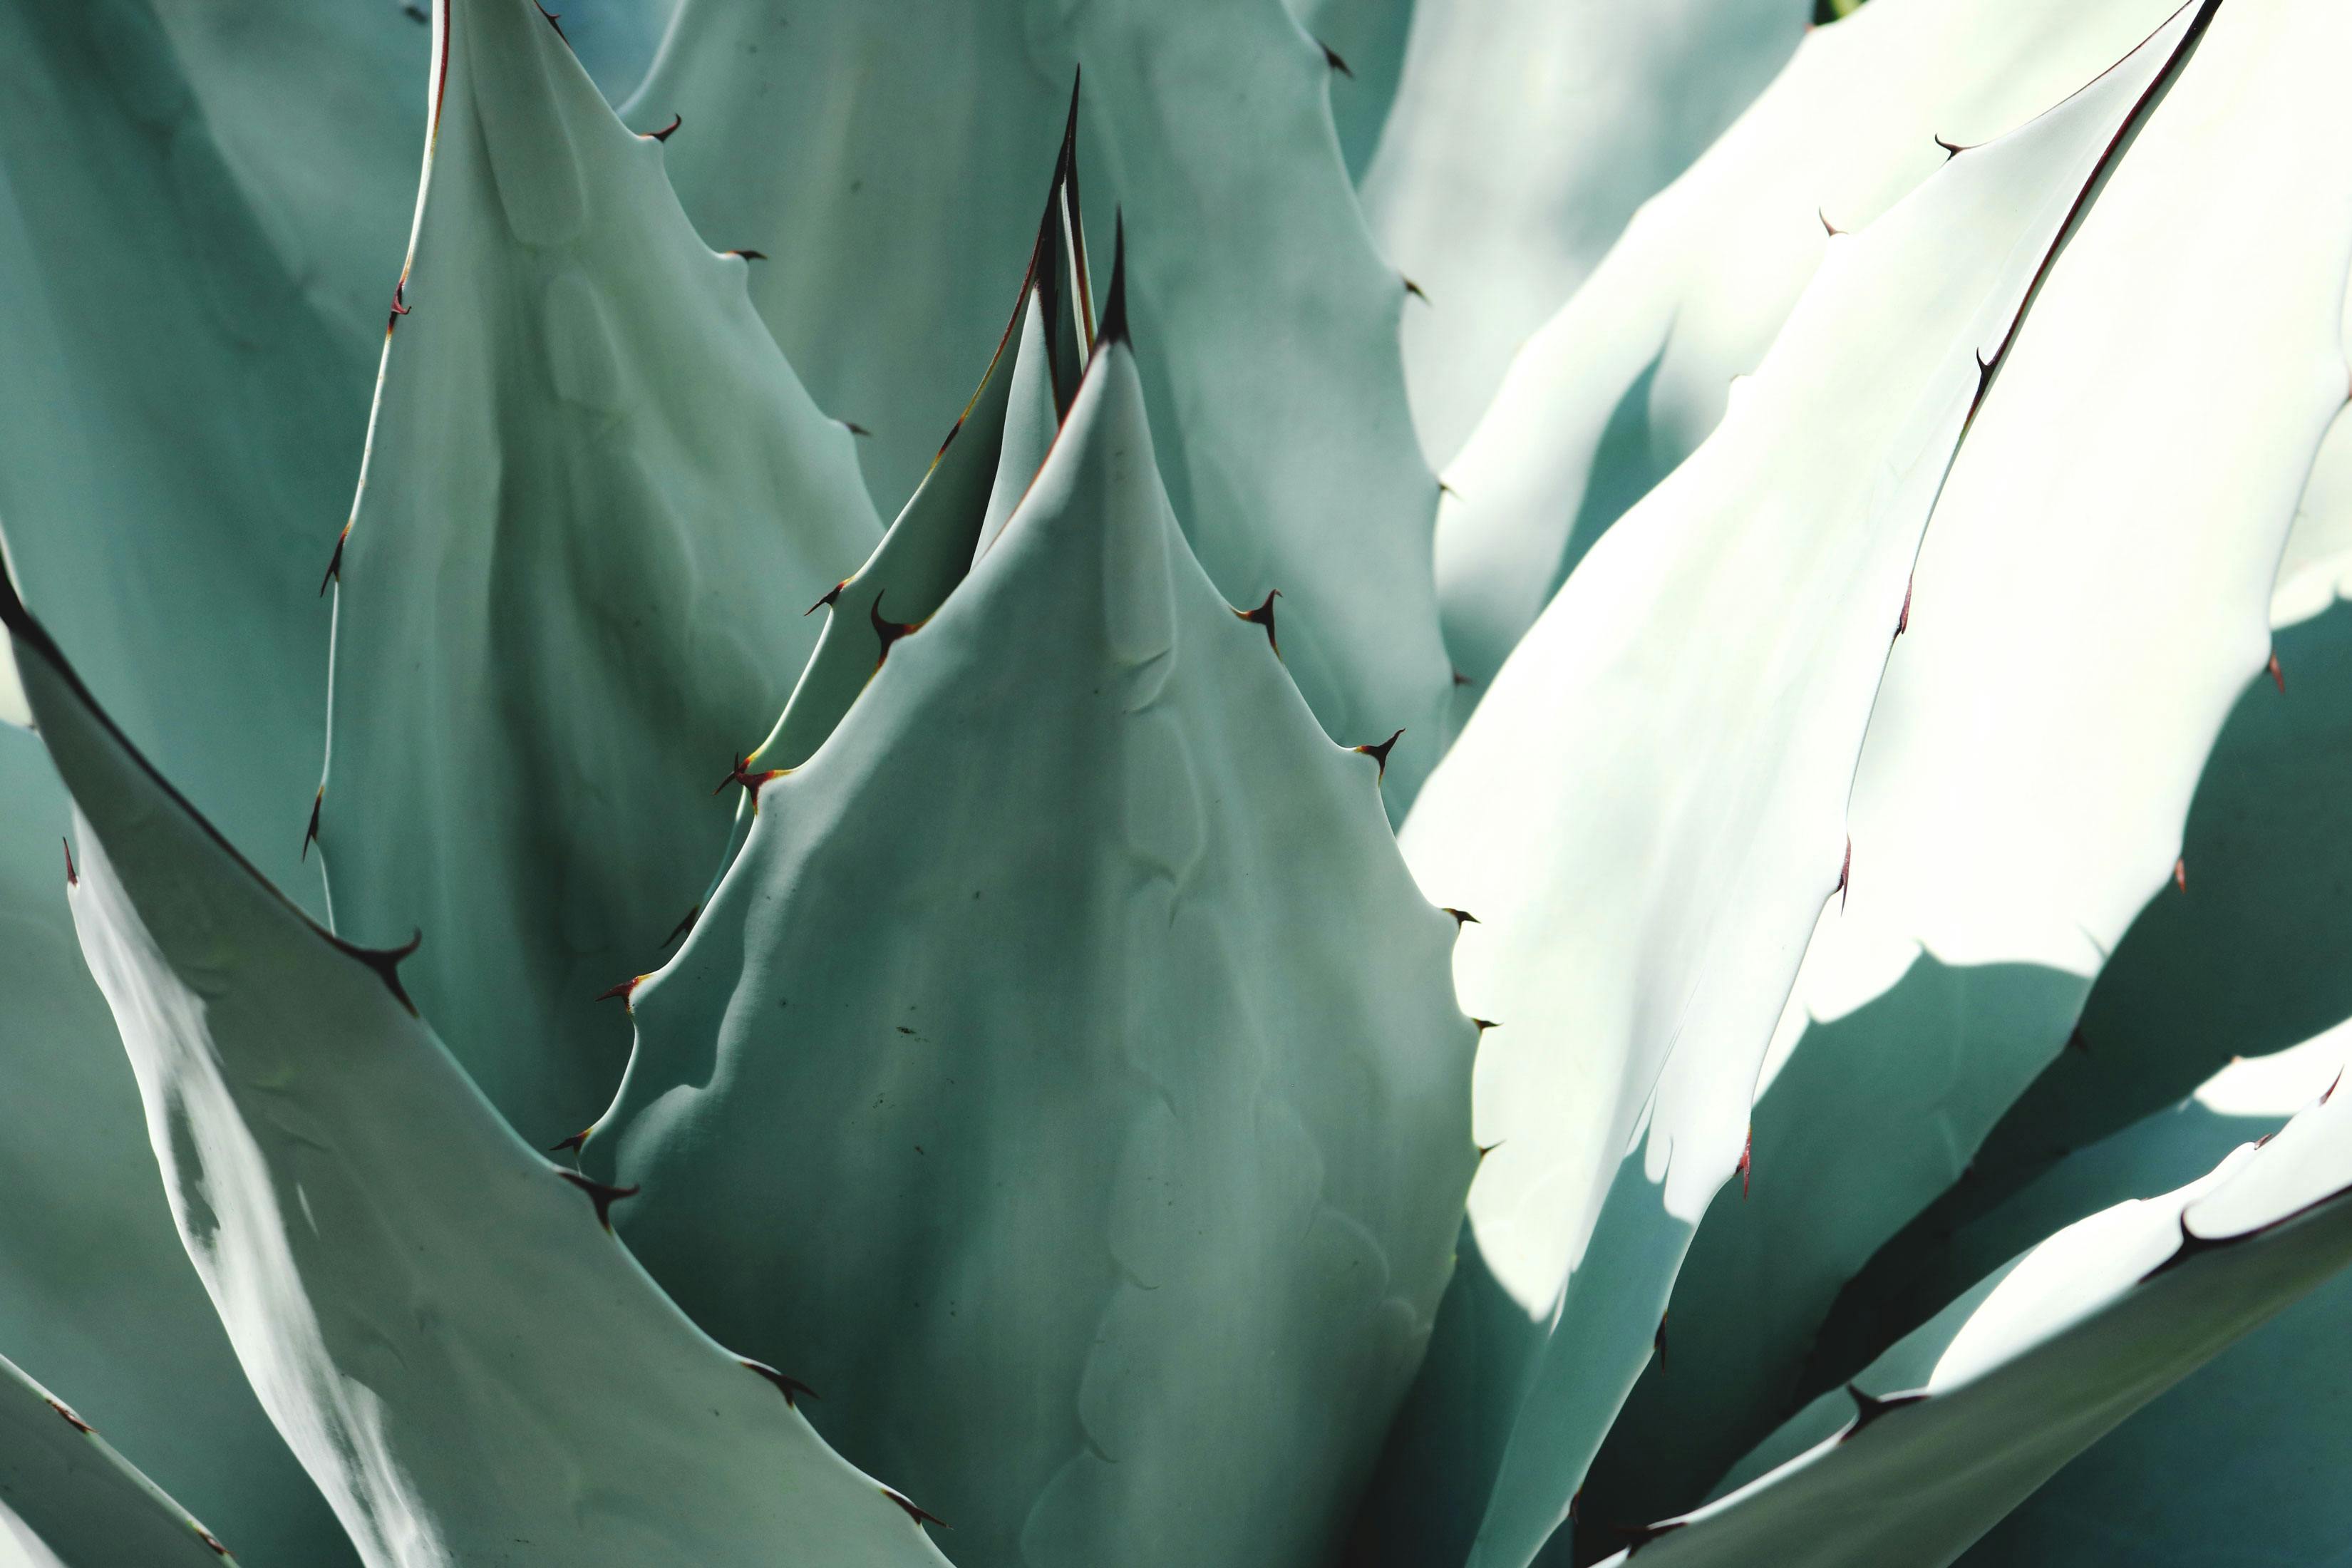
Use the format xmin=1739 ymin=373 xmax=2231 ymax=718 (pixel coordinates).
xmin=315 ymin=0 xmax=880 ymax=1145
xmin=695 ymin=125 xmax=1095 ymax=904
xmin=584 ymin=318 xmax=1477 ymax=1568
xmin=1361 ymin=0 xmax=1810 ymax=462
xmin=2269 ymin=371 xmax=2352 ymax=627
xmin=0 ymin=1349 xmax=238 ymax=1566
xmin=1947 ymin=1028 xmax=2352 ymax=1565
xmin=1841 ymin=1026 xmax=2352 ymax=1425
xmin=0 ymin=0 xmax=418 ymax=895
xmin=620 ymin=0 xmax=1066 ymax=515
xmin=1366 ymin=9 xmax=2212 ymax=1564
xmin=1433 ymin=0 xmax=2185 ymax=696
xmin=3 ymin=559 xmax=950 ymax=1568
xmin=1580 ymin=0 xmax=2352 ymax=1533
xmin=641 ymin=0 xmax=1451 ymax=808
xmin=1066 ymin=0 xmax=1451 ymax=809
xmin=0 ymin=726 xmax=350 ymax=1567
xmin=1811 ymin=584 xmax=2352 ymax=1388
xmin=1630 ymin=1048 xmax=2352 ymax=1568
xmin=1286 ymin=0 xmax=1413 ymax=180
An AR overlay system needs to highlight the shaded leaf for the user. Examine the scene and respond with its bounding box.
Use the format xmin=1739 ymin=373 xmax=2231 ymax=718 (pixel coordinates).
xmin=587 ymin=338 xmax=1476 ymax=1568
xmin=316 ymin=0 xmax=880 ymax=1145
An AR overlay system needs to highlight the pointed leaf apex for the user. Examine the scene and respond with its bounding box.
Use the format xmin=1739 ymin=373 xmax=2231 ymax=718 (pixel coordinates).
xmin=1098 ymin=210 xmax=1130 ymax=347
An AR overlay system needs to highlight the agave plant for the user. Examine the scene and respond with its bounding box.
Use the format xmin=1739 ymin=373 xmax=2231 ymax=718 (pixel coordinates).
xmin=4 ymin=0 xmax=2352 ymax=1563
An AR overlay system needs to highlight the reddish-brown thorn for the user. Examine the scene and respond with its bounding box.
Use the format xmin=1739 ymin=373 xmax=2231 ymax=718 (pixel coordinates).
xmin=741 ymin=1356 xmax=820 ymax=1408
xmin=661 ymin=903 xmax=700 ymax=949
xmin=2324 ymin=1066 xmax=2343 ymax=1105
xmin=197 ymin=1526 xmax=231 ymax=1557
xmin=593 ymin=976 xmax=643 ymax=1006
xmin=1842 ymin=1383 xmax=1929 ymax=1438
xmin=1403 ymin=277 xmax=1430 ymax=304
xmin=344 ymin=929 xmax=423 ymax=1015
xmin=870 ymin=592 xmax=919 ymax=664
xmin=2142 ymin=1209 xmax=2233 ymax=1281
xmin=1738 ymin=1128 xmax=1753 ymax=1198
xmin=535 ymin=0 xmax=567 ymax=41
xmin=845 ymin=422 xmax=873 ymax=438
xmin=725 ymin=249 xmax=768 ymax=262
xmin=1475 ymin=1138 xmax=1504 ymax=1162
xmin=2068 ymin=1025 xmax=2090 ymax=1053
xmin=62 ymin=837 xmax=76 ymax=887
xmin=713 ymin=755 xmax=782 ymax=798
xmin=301 ymin=788 xmax=323 ymax=862
xmin=2269 ymin=651 xmax=2285 ymax=693
xmin=882 ymin=1485 xmax=950 ymax=1531
xmin=806 ymin=580 xmax=846 ymax=616
xmin=1653 ymin=1311 xmax=1668 ymax=1369
xmin=1568 ymin=1490 xmax=1582 ymax=1524
xmin=1819 ymin=207 xmax=1843 ymax=237
xmin=1436 ymin=479 xmax=1461 ymax=500
xmin=319 ymin=525 xmax=350 ymax=597
xmin=557 ymin=1168 xmax=638 ymax=1229
xmin=1472 ymin=1018 xmax=1498 ymax=1033
xmin=1934 ymin=134 xmax=1971 ymax=160
xmin=643 ymin=113 xmax=681 ymax=142
xmin=1452 ymin=669 xmax=1472 ymax=687
xmin=1234 ymin=589 xmax=1281 ymax=656
xmin=1838 ymin=837 xmax=1852 ymax=911
xmin=388 ymin=279 xmax=410 ymax=330
xmin=1319 ymin=38 xmax=1353 ymax=77
xmin=2174 ymin=857 xmax=2188 ymax=892
xmin=549 ymin=1127 xmax=592 ymax=1155
xmin=1895 ymin=575 xmax=1912 ymax=639
xmin=46 ymin=1396 xmax=91 ymax=1435
xmin=1354 ymin=728 xmax=1405 ymax=780
xmin=1442 ymin=907 xmax=1480 ymax=927
xmin=1619 ymin=1519 xmax=1687 ymax=1555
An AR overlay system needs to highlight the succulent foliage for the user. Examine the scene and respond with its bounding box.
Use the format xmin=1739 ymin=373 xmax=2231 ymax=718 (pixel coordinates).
xmin=3 ymin=0 xmax=2351 ymax=1565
